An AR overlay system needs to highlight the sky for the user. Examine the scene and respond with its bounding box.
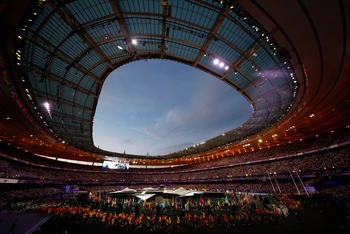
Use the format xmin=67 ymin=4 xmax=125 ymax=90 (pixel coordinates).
xmin=92 ymin=60 xmax=252 ymax=156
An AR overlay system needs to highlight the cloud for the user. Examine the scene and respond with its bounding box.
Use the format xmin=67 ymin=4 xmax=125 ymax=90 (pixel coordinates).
xmin=93 ymin=60 xmax=252 ymax=155
xmin=122 ymin=138 xmax=134 ymax=144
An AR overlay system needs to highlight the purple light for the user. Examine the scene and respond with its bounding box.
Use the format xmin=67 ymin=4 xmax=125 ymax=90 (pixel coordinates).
xmin=219 ymin=62 xmax=224 ymax=68
xmin=213 ymin=59 xmax=219 ymax=65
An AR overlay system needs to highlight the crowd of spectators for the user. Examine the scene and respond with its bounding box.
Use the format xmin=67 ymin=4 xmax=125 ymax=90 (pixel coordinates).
xmin=0 ymin=145 xmax=348 ymax=185
xmin=0 ymin=187 xmax=62 ymax=209
xmin=0 ymin=128 xmax=349 ymax=201
xmin=0 ymin=128 xmax=349 ymax=175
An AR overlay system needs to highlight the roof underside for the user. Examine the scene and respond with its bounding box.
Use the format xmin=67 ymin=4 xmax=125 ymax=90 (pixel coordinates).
xmin=15 ymin=0 xmax=298 ymax=158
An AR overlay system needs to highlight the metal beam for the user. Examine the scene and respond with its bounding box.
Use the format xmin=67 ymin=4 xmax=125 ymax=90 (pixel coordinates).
xmin=24 ymin=35 xmax=101 ymax=83
xmin=48 ymin=3 xmax=114 ymax=125
xmin=193 ymin=0 xmax=234 ymax=66
xmin=256 ymin=103 xmax=279 ymax=111
xmin=109 ymin=0 xmax=135 ymax=54
xmin=49 ymin=3 xmax=113 ymax=70
xmin=27 ymin=63 xmax=97 ymax=97
xmin=34 ymin=92 xmax=93 ymax=113
xmin=47 ymin=121 xmax=86 ymax=133
xmin=160 ymin=2 xmax=170 ymax=58
xmin=50 ymin=110 xmax=90 ymax=123
xmin=121 ymin=12 xmax=210 ymax=31
xmin=86 ymin=35 xmax=203 ymax=72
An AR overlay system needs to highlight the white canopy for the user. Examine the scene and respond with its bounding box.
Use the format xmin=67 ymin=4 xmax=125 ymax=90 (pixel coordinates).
xmin=134 ymin=194 xmax=156 ymax=200
xmin=109 ymin=187 xmax=137 ymax=194
xmin=163 ymin=187 xmax=190 ymax=196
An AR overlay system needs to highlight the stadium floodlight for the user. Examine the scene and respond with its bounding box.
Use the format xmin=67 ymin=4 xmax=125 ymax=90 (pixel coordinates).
xmin=44 ymin=102 xmax=50 ymax=110
xmin=43 ymin=102 xmax=52 ymax=118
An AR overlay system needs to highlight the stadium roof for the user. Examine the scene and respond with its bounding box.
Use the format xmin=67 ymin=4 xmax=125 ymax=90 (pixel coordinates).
xmin=0 ymin=0 xmax=349 ymax=162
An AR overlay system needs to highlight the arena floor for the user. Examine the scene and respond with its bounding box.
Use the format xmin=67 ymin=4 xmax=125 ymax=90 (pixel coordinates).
xmin=21 ymin=196 xmax=349 ymax=234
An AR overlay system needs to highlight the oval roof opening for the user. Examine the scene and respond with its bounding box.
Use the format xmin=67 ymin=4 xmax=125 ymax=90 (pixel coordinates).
xmin=93 ymin=60 xmax=252 ymax=156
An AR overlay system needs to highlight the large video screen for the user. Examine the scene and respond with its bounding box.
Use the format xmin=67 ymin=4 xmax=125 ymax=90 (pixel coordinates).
xmin=102 ymin=161 xmax=129 ymax=170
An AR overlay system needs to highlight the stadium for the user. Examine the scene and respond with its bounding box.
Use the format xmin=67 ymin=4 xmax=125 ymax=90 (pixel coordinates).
xmin=0 ymin=0 xmax=349 ymax=233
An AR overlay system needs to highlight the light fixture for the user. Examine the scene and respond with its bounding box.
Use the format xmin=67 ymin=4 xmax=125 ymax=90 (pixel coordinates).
xmin=219 ymin=62 xmax=224 ymax=68
xmin=117 ymin=45 xmax=123 ymax=50
xmin=131 ymin=39 xmax=138 ymax=45
xmin=213 ymin=58 xmax=219 ymax=65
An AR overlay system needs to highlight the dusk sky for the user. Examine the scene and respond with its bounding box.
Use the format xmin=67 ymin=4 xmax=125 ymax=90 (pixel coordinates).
xmin=93 ymin=60 xmax=252 ymax=156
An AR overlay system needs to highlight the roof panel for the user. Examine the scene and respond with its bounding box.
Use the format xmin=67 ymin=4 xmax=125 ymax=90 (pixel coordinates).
xmin=30 ymin=7 xmax=52 ymax=32
xmin=85 ymin=95 xmax=94 ymax=109
xmin=78 ymin=50 xmax=102 ymax=69
xmin=167 ymin=41 xmax=199 ymax=61
xmin=170 ymin=0 xmax=218 ymax=29
xmin=50 ymin=57 xmax=69 ymax=78
xmin=207 ymin=40 xmax=241 ymax=64
xmin=218 ymin=18 xmax=255 ymax=53
xmin=227 ymin=72 xmax=250 ymax=87
xmin=64 ymin=105 xmax=73 ymax=116
xmin=87 ymin=19 xmax=122 ymax=42
xmin=74 ymin=90 xmax=88 ymax=106
xmin=119 ymin=0 xmax=162 ymax=14
xmin=60 ymin=34 xmax=88 ymax=59
xmin=251 ymin=47 xmax=276 ymax=71
xmin=245 ymin=85 xmax=262 ymax=100
xmin=240 ymin=60 xmax=259 ymax=81
xmin=65 ymin=67 xmax=85 ymax=84
xmin=167 ymin=20 xmax=206 ymax=46
xmin=28 ymin=73 xmax=45 ymax=93
xmin=63 ymin=86 xmax=75 ymax=102
xmin=79 ymin=76 xmax=95 ymax=91
xmin=90 ymin=63 xmax=107 ymax=77
xmin=48 ymin=80 xmax=61 ymax=96
xmin=32 ymin=45 xmax=48 ymax=68
xmin=66 ymin=0 xmax=113 ymax=24
xmin=39 ymin=12 xmax=72 ymax=47
xmin=98 ymin=42 xmax=123 ymax=57
xmin=124 ymin=17 xmax=161 ymax=35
